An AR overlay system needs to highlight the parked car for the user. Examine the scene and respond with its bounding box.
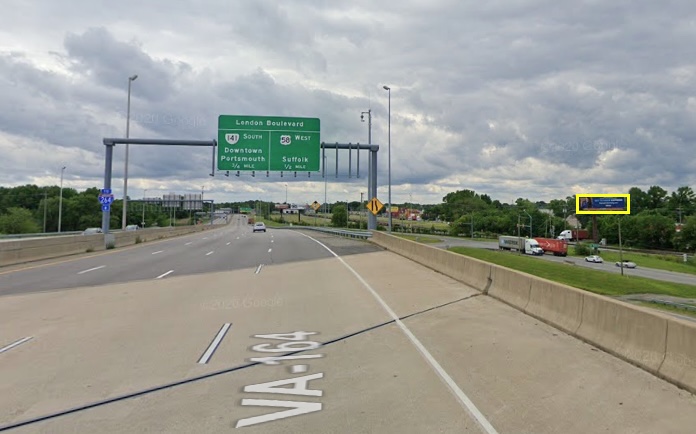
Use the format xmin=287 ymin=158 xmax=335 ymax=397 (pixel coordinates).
xmin=615 ymin=260 xmax=637 ymax=268
xmin=252 ymin=222 xmax=266 ymax=233
xmin=82 ymin=227 xmax=103 ymax=235
xmin=585 ymin=255 xmax=603 ymax=263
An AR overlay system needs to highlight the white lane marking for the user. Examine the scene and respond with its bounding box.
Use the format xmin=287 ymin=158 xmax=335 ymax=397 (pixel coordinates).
xmin=77 ymin=265 xmax=105 ymax=274
xmin=297 ymin=232 xmax=499 ymax=434
xmin=255 ymin=264 xmax=264 ymax=274
xmin=203 ymin=237 xmax=209 ymax=240
xmin=156 ymin=270 xmax=174 ymax=279
xmin=198 ymin=323 xmax=231 ymax=364
xmin=271 ymin=240 xmax=274 ymax=243
xmin=152 ymin=250 xmax=164 ymax=255
xmin=290 ymin=364 xmax=308 ymax=374
xmin=226 ymin=242 xmax=231 ymax=245
xmin=0 ymin=337 xmax=33 ymax=354
xmin=236 ymin=237 xmax=240 ymax=240
xmin=268 ymin=248 xmax=272 ymax=253
xmin=206 ymin=251 xmax=215 ymax=256
xmin=185 ymin=242 xmax=193 ymax=246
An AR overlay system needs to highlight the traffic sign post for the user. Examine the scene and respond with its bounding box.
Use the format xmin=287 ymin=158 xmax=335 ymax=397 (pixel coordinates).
xmin=218 ymin=115 xmax=321 ymax=172
xmin=98 ymin=189 xmax=115 ymax=209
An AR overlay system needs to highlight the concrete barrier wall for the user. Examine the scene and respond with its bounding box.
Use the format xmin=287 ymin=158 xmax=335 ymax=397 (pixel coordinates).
xmin=660 ymin=318 xmax=696 ymax=392
xmin=488 ymin=264 xmax=532 ymax=310
xmin=369 ymin=231 xmax=491 ymax=291
xmin=0 ymin=224 xmax=219 ymax=267
xmin=369 ymin=231 xmax=696 ymax=395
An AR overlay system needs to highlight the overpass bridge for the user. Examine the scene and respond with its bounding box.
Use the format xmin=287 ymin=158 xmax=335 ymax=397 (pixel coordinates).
xmin=0 ymin=215 xmax=695 ymax=433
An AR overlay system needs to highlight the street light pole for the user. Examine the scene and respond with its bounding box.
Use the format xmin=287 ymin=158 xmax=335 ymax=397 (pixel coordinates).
xmin=324 ymin=154 xmax=328 ymax=219
xmin=285 ymin=183 xmax=288 ymax=204
xmin=360 ymin=192 xmax=364 ymax=229
xmin=58 ymin=166 xmax=66 ymax=232
xmin=383 ymin=85 xmax=392 ymax=232
xmin=524 ymin=210 xmax=532 ymax=237
xmin=43 ymin=191 xmax=47 ymax=233
xmin=122 ymin=74 xmax=138 ymax=230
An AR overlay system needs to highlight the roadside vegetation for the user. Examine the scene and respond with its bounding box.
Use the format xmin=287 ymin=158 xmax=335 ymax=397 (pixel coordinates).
xmin=3 ymin=184 xmax=695 ymax=254
xmin=448 ymin=246 xmax=696 ymax=298
xmin=570 ymin=243 xmax=696 ymax=275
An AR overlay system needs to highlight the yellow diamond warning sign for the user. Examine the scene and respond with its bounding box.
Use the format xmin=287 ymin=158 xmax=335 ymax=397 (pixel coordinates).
xmin=366 ymin=197 xmax=384 ymax=216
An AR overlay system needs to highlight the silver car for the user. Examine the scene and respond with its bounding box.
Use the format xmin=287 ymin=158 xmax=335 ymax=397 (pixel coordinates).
xmin=585 ymin=255 xmax=603 ymax=263
xmin=615 ymin=260 xmax=637 ymax=268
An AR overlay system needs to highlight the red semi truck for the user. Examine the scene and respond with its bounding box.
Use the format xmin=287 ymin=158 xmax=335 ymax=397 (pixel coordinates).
xmin=557 ymin=229 xmax=589 ymax=241
xmin=534 ymin=237 xmax=568 ymax=256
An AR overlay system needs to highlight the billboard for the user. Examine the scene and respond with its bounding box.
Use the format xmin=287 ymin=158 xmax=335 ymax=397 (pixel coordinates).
xmin=576 ymin=194 xmax=630 ymax=214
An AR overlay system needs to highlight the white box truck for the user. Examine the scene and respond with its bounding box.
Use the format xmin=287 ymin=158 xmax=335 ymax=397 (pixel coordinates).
xmin=498 ymin=235 xmax=544 ymax=255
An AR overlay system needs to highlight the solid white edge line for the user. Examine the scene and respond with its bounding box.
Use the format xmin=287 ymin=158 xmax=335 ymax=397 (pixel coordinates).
xmin=152 ymin=250 xmax=163 ymax=255
xmin=0 ymin=336 xmax=33 ymax=354
xmin=185 ymin=242 xmax=193 ymax=245
xmin=77 ymin=265 xmax=105 ymax=274
xmin=255 ymin=264 xmax=264 ymax=274
xmin=297 ymin=232 xmax=499 ymax=434
xmin=156 ymin=270 xmax=174 ymax=279
xmin=198 ymin=323 xmax=231 ymax=364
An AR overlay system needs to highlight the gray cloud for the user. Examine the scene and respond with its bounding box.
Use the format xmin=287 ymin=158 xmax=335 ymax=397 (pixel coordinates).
xmin=1 ymin=1 xmax=695 ymax=205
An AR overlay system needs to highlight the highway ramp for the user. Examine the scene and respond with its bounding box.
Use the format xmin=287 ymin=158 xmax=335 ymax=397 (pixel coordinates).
xmin=1 ymin=218 xmax=695 ymax=433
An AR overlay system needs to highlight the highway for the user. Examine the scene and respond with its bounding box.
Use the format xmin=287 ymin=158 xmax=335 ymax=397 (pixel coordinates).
xmin=1 ymin=215 xmax=696 ymax=433
xmin=427 ymin=236 xmax=696 ymax=286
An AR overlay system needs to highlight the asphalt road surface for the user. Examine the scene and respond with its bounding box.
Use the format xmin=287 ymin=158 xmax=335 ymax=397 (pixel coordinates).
xmin=1 ymin=216 xmax=696 ymax=433
xmin=425 ymin=235 xmax=696 ymax=286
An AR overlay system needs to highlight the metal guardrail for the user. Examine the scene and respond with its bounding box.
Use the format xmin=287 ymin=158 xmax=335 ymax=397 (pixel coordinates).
xmin=285 ymin=225 xmax=372 ymax=239
xmin=0 ymin=231 xmax=83 ymax=240
xmin=640 ymin=298 xmax=696 ymax=313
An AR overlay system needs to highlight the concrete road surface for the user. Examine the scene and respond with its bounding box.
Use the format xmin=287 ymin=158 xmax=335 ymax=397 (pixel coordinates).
xmin=1 ymin=219 xmax=695 ymax=433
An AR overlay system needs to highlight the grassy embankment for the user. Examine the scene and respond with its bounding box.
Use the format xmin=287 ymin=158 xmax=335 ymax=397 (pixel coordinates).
xmin=449 ymin=246 xmax=696 ymax=299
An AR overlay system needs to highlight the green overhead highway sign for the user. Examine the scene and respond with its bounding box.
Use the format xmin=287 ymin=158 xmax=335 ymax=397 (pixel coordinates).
xmin=217 ymin=115 xmax=321 ymax=172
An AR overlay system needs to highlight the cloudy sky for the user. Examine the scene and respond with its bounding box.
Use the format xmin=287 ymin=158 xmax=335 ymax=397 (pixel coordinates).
xmin=2 ymin=0 xmax=696 ymax=206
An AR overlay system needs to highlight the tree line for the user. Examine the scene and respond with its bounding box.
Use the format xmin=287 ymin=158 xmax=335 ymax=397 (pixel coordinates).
xmin=2 ymin=184 xmax=695 ymax=251
xmin=0 ymin=185 xmax=207 ymax=234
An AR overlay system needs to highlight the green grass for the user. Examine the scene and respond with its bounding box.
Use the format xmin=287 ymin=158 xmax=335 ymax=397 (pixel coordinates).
xmin=448 ymin=246 xmax=696 ymax=298
xmin=394 ymin=234 xmax=443 ymax=244
xmin=570 ymin=247 xmax=696 ymax=276
xmin=633 ymin=301 xmax=696 ymax=319
xmin=253 ymin=217 xmax=284 ymax=228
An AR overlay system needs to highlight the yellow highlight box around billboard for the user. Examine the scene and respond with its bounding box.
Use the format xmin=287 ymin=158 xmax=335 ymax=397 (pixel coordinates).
xmin=576 ymin=194 xmax=630 ymax=214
